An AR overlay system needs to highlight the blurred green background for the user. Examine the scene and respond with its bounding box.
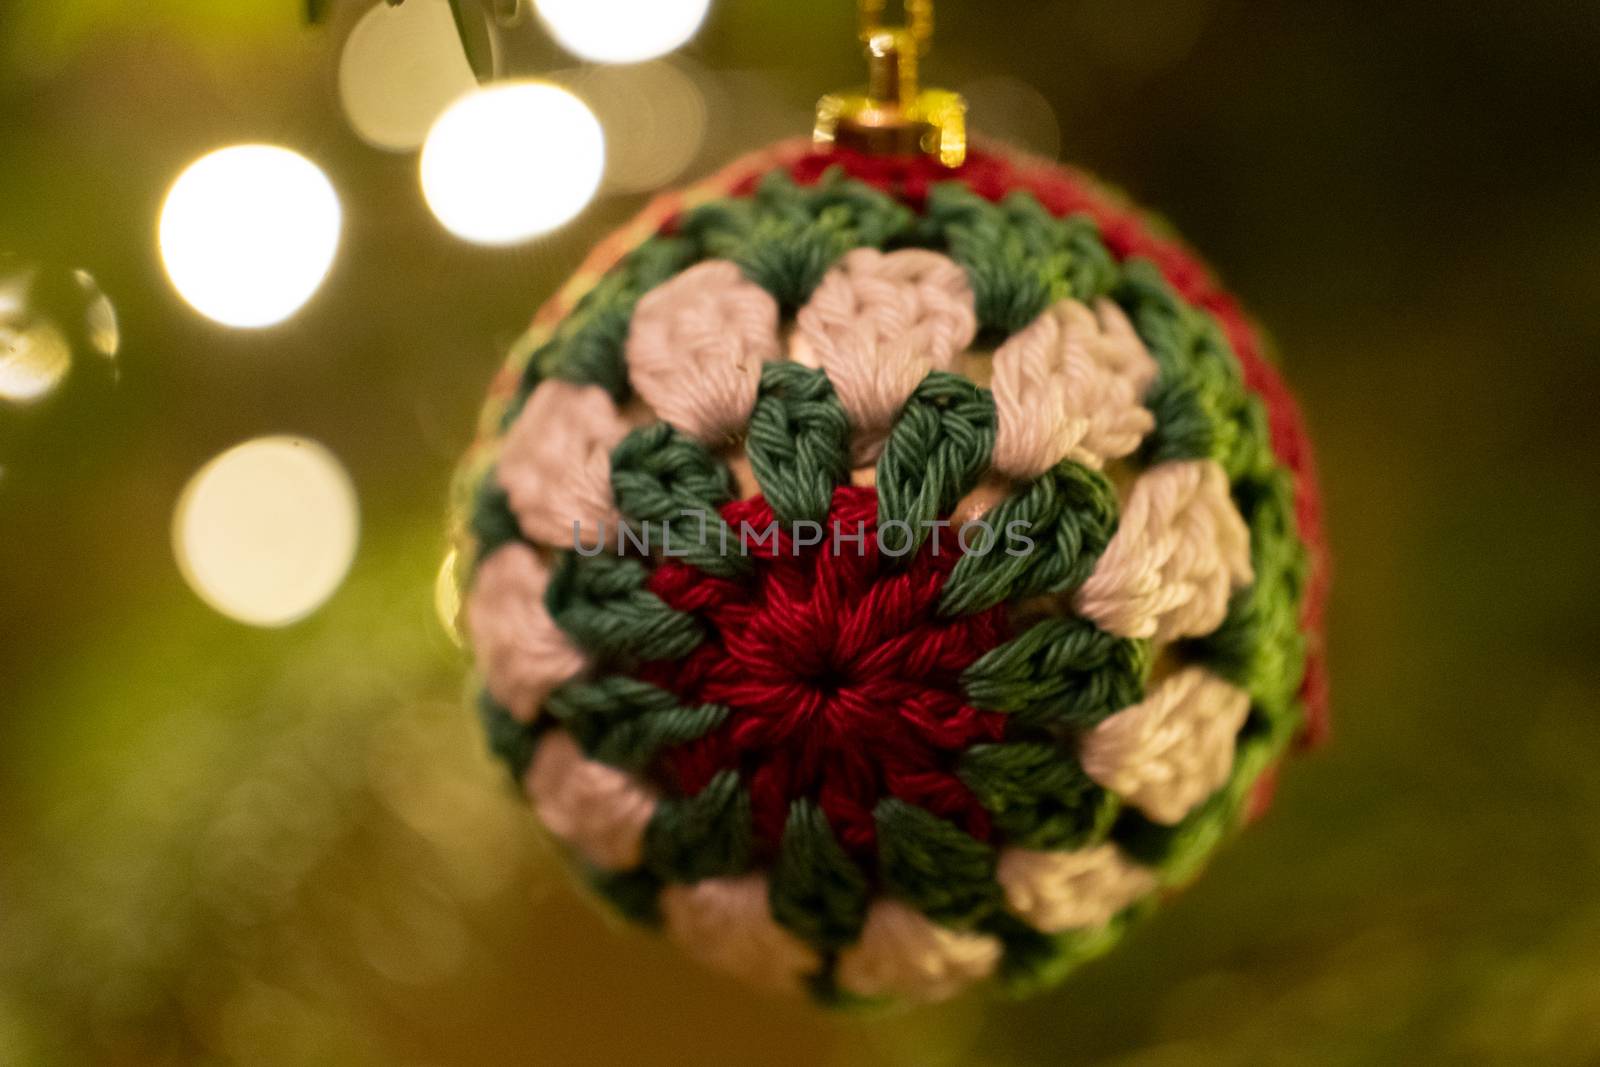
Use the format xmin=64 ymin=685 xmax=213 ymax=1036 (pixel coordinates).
xmin=3 ymin=0 xmax=1599 ymax=1063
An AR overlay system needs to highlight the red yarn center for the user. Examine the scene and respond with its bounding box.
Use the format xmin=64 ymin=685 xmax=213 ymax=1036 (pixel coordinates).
xmin=637 ymin=486 xmax=1009 ymax=863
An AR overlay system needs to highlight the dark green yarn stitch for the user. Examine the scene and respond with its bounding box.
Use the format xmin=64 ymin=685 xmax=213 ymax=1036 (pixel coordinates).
xmin=803 ymin=966 xmax=882 ymax=1012
xmin=1186 ymin=468 xmax=1309 ymax=720
xmin=1115 ymin=260 xmax=1222 ymax=463
xmin=874 ymin=798 xmax=1001 ymax=925
xmin=644 ymin=770 xmax=754 ymax=883
xmin=509 ymin=235 xmax=699 ymax=417
xmin=501 ymin=169 xmax=913 ymax=423
xmin=545 ymin=552 xmax=703 ymax=665
xmin=958 ymin=742 xmax=1119 ymax=850
xmin=680 ymin=168 xmax=914 ymax=307
xmin=744 ymin=362 xmax=851 ymax=526
xmin=586 ymin=866 xmax=664 ymax=927
xmin=984 ymin=902 xmax=1152 ymax=998
xmin=476 ymin=689 xmax=539 ymax=780
xmin=1113 ymin=709 xmax=1292 ymax=887
xmin=769 ymin=800 xmax=870 ymax=951
xmin=609 ymin=421 xmax=748 ymax=579
xmin=963 ymin=616 xmax=1151 ymax=729
xmin=467 ymin=472 xmax=523 ymax=561
xmin=544 ymin=675 xmax=727 ymax=771
xmin=1116 ymin=260 xmax=1272 ymax=483
xmin=940 ymin=461 xmax=1119 ymax=617
xmin=923 ymin=184 xmax=1118 ymax=336
xmin=876 ymin=371 xmax=996 ymax=558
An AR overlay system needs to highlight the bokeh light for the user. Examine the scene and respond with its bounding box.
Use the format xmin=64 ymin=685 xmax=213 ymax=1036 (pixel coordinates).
xmin=158 ymin=145 xmax=342 ymax=328
xmin=0 ymin=316 xmax=71 ymax=405
xmin=338 ymin=0 xmax=476 ymax=153
xmin=173 ymin=436 xmax=359 ymax=627
xmin=562 ymin=60 xmax=707 ymax=193
xmin=73 ymin=270 xmax=120 ymax=360
xmin=0 ymin=265 xmax=27 ymax=319
xmin=419 ymin=82 xmax=604 ymax=245
xmin=534 ymin=0 xmax=711 ymax=64
xmin=958 ymin=76 xmax=1062 ymax=160
xmin=434 ymin=547 xmax=462 ymax=646
xmin=0 ymin=262 xmax=104 ymax=405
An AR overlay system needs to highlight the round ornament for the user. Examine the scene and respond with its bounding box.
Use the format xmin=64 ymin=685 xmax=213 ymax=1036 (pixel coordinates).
xmin=449 ymin=8 xmax=1327 ymax=1008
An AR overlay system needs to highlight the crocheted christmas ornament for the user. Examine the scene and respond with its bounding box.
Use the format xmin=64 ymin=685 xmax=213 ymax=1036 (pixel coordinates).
xmin=450 ymin=139 xmax=1328 ymax=1006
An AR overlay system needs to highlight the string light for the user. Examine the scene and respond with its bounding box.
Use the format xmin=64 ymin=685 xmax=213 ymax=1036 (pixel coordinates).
xmin=533 ymin=0 xmax=711 ymax=64
xmin=420 ymin=82 xmax=604 ymax=245
xmin=173 ymin=437 xmax=360 ymax=627
xmin=159 ymin=145 xmax=342 ymax=328
xmin=561 ymin=61 xmax=707 ymax=193
xmin=957 ymin=76 xmax=1061 ymax=160
xmin=0 ymin=319 xmax=71 ymax=405
xmin=339 ymin=0 xmax=476 ymax=152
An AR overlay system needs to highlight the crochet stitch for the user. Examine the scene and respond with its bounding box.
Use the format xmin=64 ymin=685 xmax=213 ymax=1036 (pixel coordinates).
xmin=451 ymin=139 xmax=1327 ymax=1006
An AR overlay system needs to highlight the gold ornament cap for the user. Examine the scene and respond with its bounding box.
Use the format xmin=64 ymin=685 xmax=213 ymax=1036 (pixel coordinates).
xmin=814 ymin=1 xmax=967 ymax=168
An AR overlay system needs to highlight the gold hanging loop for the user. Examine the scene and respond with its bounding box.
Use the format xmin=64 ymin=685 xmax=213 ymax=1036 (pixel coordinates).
xmin=858 ymin=0 xmax=933 ymax=53
xmin=815 ymin=0 xmax=966 ymax=168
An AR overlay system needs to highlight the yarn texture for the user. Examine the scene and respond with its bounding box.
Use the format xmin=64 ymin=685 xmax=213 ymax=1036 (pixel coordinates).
xmin=450 ymin=139 xmax=1328 ymax=1006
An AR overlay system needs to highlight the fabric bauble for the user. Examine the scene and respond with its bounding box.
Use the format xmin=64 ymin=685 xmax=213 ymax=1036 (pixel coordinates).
xmin=449 ymin=139 xmax=1329 ymax=1006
